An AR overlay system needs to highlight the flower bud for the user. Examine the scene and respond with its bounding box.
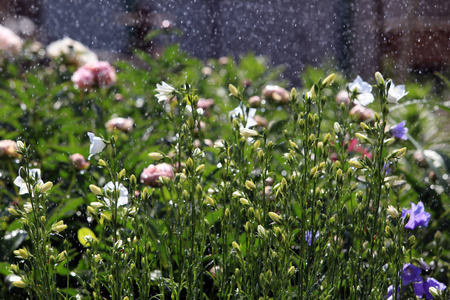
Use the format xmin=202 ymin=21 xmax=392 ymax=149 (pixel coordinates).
xmin=98 ymin=159 xmax=107 ymax=167
xmin=118 ymin=168 xmax=126 ymax=180
xmin=232 ymin=241 xmax=241 ymax=253
xmin=195 ymin=164 xmax=205 ymax=174
xmin=334 ymin=122 xmax=341 ymax=133
xmin=240 ymin=198 xmax=250 ymax=206
xmin=428 ymin=287 xmax=440 ymax=298
xmin=89 ymin=184 xmax=103 ymax=196
xmin=309 ymin=166 xmax=318 ymax=178
xmin=245 ymin=180 xmax=256 ymax=191
xmin=38 ymin=181 xmax=53 ymax=193
xmin=348 ymin=159 xmax=363 ymax=169
xmin=268 ymin=212 xmax=282 ymax=224
xmin=56 ymin=250 xmax=68 ymax=262
xmin=87 ymin=206 xmax=97 ymax=216
xmin=203 ymin=196 xmax=214 ymax=207
xmin=322 ymin=73 xmax=336 ymax=87
xmin=288 ymin=266 xmax=296 ymax=277
xmin=10 ymin=264 xmax=19 ymax=274
xmin=13 ymin=248 xmax=30 ymax=259
xmin=385 ymin=225 xmax=393 ymax=238
xmin=229 ymin=84 xmax=239 ymax=97
xmin=375 ymin=72 xmax=385 ymax=85
xmin=257 ymin=225 xmax=266 ymax=238
xmin=148 ymin=152 xmax=164 ymax=160
xmin=12 ymin=280 xmax=27 ymax=288
xmin=240 ymin=128 xmax=258 ymax=138
xmin=8 ymin=208 xmax=20 ymax=216
xmin=387 ymin=205 xmax=399 ymax=218
xmin=17 ymin=140 xmax=25 ymax=150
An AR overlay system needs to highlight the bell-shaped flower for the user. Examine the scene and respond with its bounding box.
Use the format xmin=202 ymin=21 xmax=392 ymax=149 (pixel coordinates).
xmin=401 ymin=201 xmax=431 ymax=230
xmin=391 ymin=121 xmax=408 ymax=140
xmin=87 ymin=132 xmax=106 ymax=160
xmin=155 ymin=81 xmax=175 ymax=103
xmin=413 ymin=277 xmax=447 ymax=299
xmin=387 ymin=80 xmax=408 ymax=104
xmin=347 ymin=76 xmax=374 ymax=106
xmin=14 ymin=168 xmax=44 ymax=195
xmin=103 ymin=181 xmax=128 ymax=206
xmin=402 ymin=263 xmax=422 ymax=286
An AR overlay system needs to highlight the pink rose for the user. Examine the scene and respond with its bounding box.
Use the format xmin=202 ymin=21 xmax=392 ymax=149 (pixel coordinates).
xmin=336 ymin=90 xmax=350 ymax=107
xmin=262 ymin=85 xmax=290 ymax=104
xmin=0 ymin=25 xmax=23 ymax=57
xmin=90 ymin=61 xmax=117 ymax=88
xmin=349 ymin=105 xmax=375 ymax=121
xmin=70 ymin=153 xmax=90 ymax=170
xmin=72 ymin=61 xmax=117 ymax=89
xmin=140 ymin=163 xmax=175 ymax=187
xmin=197 ymin=98 xmax=215 ymax=116
xmin=72 ymin=66 xmax=95 ymax=89
xmin=105 ymin=117 xmax=134 ymax=133
xmin=0 ymin=140 xmax=19 ymax=158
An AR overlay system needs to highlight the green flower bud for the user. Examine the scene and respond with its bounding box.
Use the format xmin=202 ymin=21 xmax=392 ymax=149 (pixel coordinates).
xmin=229 ymin=84 xmax=239 ymax=98
xmin=12 ymin=280 xmax=27 ymax=288
xmin=89 ymin=184 xmax=103 ymax=196
xmin=322 ymin=73 xmax=336 ymax=87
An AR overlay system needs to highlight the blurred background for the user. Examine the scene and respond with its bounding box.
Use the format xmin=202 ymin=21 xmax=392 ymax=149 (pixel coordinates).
xmin=0 ymin=0 xmax=448 ymax=85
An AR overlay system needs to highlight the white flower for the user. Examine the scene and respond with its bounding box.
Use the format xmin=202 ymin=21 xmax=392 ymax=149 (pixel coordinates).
xmin=87 ymin=132 xmax=106 ymax=160
xmin=103 ymin=181 xmax=128 ymax=206
xmin=13 ymin=169 xmax=43 ymax=195
xmin=386 ymin=80 xmax=408 ymax=103
xmin=229 ymin=106 xmax=257 ymax=129
xmin=46 ymin=37 xmax=98 ymax=67
xmin=155 ymin=81 xmax=175 ymax=103
xmin=348 ymin=76 xmax=374 ymax=106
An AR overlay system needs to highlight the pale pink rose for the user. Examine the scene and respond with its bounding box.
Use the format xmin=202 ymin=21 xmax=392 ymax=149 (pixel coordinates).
xmin=336 ymin=90 xmax=350 ymax=107
xmin=254 ymin=115 xmax=268 ymax=128
xmin=90 ymin=61 xmax=117 ymax=88
xmin=248 ymin=96 xmax=261 ymax=107
xmin=262 ymin=85 xmax=290 ymax=104
xmin=349 ymin=105 xmax=375 ymax=121
xmin=72 ymin=61 xmax=117 ymax=89
xmin=72 ymin=66 xmax=95 ymax=89
xmin=0 ymin=140 xmax=19 ymax=158
xmin=0 ymin=25 xmax=23 ymax=57
xmin=197 ymin=98 xmax=215 ymax=116
xmin=46 ymin=37 xmax=98 ymax=67
xmin=70 ymin=153 xmax=90 ymax=170
xmin=105 ymin=117 xmax=134 ymax=133
xmin=140 ymin=163 xmax=175 ymax=187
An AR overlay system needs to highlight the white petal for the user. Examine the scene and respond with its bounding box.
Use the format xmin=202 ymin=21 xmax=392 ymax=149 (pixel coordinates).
xmin=88 ymin=135 xmax=106 ymax=158
xmin=356 ymin=93 xmax=374 ymax=106
xmin=13 ymin=176 xmax=24 ymax=187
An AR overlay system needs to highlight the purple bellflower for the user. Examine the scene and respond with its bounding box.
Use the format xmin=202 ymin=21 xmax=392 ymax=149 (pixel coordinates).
xmin=391 ymin=121 xmax=409 ymax=140
xmin=402 ymin=263 xmax=422 ymax=286
xmin=305 ymin=230 xmax=319 ymax=246
xmin=413 ymin=277 xmax=447 ymax=299
xmin=401 ymin=201 xmax=431 ymax=230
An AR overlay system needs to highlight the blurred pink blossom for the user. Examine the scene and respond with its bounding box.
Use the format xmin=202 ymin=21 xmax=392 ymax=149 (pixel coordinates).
xmin=140 ymin=163 xmax=175 ymax=187
xmin=105 ymin=117 xmax=134 ymax=133
xmin=0 ymin=140 xmax=19 ymax=158
xmin=0 ymin=25 xmax=23 ymax=58
xmin=72 ymin=61 xmax=117 ymax=89
xmin=70 ymin=153 xmax=90 ymax=170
